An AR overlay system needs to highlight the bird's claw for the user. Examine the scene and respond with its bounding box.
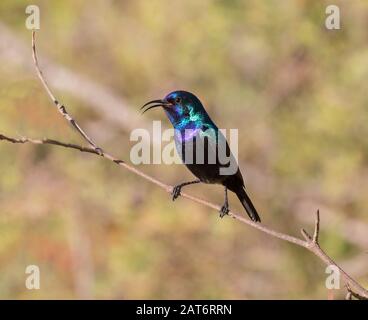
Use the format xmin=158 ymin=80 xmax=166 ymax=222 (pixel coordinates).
xmin=172 ymin=185 xmax=182 ymax=201
xmin=219 ymin=204 xmax=229 ymax=218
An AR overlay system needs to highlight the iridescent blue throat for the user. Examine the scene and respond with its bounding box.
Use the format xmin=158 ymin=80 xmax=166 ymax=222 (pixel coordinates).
xmin=165 ymin=105 xmax=210 ymax=143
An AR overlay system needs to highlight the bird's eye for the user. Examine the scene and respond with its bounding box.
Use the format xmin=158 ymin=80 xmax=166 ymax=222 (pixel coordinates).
xmin=175 ymin=97 xmax=181 ymax=104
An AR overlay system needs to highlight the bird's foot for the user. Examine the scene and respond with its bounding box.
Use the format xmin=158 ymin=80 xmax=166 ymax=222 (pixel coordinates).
xmin=219 ymin=204 xmax=229 ymax=218
xmin=172 ymin=185 xmax=182 ymax=201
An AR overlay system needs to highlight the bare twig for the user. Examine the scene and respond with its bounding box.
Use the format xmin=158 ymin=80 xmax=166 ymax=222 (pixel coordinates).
xmin=301 ymin=210 xmax=320 ymax=246
xmin=2 ymin=30 xmax=368 ymax=299
xmin=32 ymin=31 xmax=102 ymax=154
xmin=313 ymin=209 xmax=320 ymax=243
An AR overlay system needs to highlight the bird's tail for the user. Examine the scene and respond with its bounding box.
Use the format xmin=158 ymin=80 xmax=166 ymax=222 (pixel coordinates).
xmin=235 ymin=187 xmax=261 ymax=223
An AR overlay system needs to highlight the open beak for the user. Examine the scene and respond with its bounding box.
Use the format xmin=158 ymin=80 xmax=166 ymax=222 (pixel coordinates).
xmin=140 ymin=99 xmax=172 ymax=114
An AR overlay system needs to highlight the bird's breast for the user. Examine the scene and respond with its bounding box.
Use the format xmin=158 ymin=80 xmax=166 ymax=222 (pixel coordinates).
xmin=174 ymin=127 xmax=202 ymax=143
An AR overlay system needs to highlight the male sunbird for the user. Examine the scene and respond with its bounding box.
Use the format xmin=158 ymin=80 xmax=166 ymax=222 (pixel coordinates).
xmin=141 ymin=91 xmax=261 ymax=222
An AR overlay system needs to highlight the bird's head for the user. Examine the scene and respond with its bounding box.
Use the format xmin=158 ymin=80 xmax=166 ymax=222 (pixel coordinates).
xmin=141 ymin=90 xmax=207 ymax=128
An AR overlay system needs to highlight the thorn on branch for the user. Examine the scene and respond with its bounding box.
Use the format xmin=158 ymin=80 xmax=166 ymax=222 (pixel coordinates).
xmin=301 ymin=228 xmax=312 ymax=242
xmin=301 ymin=209 xmax=320 ymax=247
xmin=313 ymin=209 xmax=320 ymax=243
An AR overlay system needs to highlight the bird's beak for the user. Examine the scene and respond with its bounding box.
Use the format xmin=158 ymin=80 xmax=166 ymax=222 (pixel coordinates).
xmin=140 ymin=99 xmax=172 ymax=114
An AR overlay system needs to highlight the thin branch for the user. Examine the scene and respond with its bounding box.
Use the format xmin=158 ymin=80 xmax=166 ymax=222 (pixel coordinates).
xmin=31 ymin=31 xmax=102 ymax=154
xmin=3 ymin=30 xmax=367 ymax=299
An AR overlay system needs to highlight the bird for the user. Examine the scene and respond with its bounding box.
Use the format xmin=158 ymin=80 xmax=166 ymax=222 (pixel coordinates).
xmin=141 ymin=90 xmax=261 ymax=222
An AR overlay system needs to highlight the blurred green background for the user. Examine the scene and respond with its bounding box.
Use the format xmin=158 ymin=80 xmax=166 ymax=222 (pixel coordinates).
xmin=0 ymin=0 xmax=367 ymax=299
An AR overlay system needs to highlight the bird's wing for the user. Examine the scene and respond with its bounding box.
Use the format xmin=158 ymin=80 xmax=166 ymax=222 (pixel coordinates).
xmin=198 ymin=126 xmax=242 ymax=180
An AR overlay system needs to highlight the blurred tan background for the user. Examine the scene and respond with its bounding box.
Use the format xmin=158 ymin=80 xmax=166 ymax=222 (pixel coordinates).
xmin=0 ymin=0 xmax=367 ymax=299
